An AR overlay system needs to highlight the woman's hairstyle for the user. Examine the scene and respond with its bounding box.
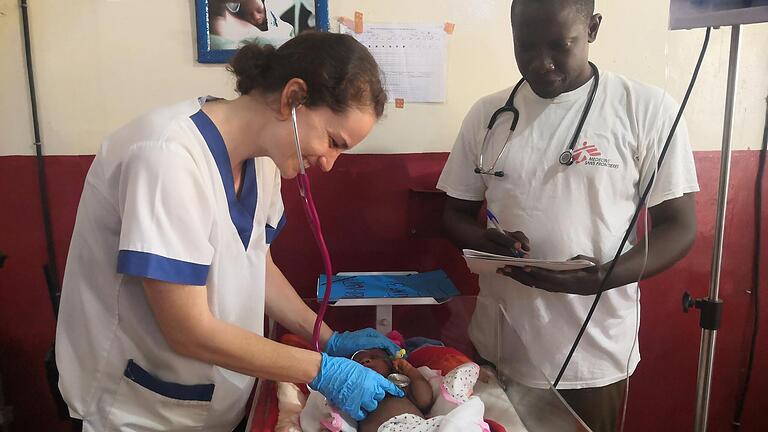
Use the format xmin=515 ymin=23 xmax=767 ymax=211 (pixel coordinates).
xmin=228 ymin=32 xmax=387 ymax=118
xmin=207 ymin=0 xmax=226 ymax=17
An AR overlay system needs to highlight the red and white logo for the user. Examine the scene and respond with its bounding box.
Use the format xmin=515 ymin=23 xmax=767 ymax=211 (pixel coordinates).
xmin=571 ymin=141 xmax=619 ymax=169
xmin=571 ymin=141 xmax=602 ymax=164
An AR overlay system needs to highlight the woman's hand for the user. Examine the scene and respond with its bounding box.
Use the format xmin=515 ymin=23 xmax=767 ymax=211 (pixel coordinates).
xmin=310 ymin=353 xmax=404 ymax=420
xmin=324 ymin=329 xmax=401 ymax=357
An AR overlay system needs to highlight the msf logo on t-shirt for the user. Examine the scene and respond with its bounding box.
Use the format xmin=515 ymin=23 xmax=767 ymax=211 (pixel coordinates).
xmin=572 ymin=142 xmax=619 ymax=169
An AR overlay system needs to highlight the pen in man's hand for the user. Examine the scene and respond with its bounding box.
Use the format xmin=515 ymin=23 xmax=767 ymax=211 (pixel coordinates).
xmin=485 ymin=208 xmax=525 ymax=258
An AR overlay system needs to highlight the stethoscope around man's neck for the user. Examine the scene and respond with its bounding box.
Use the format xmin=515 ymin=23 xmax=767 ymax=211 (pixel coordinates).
xmin=474 ymin=62 xmax=600 ymax=177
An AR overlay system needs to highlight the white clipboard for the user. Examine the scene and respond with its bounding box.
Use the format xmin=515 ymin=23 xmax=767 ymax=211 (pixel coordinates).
xmin=462 ymin=249 xmax=595 ymax=274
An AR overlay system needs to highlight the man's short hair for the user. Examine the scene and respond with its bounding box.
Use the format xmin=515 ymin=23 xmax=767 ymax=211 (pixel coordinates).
xmin=511 ymin=0 xmax=596 ymax=23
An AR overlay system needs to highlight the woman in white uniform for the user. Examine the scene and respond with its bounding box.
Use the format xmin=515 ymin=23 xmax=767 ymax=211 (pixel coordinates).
xmin=55 ymin=32 xmax=403 ymax=432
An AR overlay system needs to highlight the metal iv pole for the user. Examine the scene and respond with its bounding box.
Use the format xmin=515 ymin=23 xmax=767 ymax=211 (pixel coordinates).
xmin=683 ymin=24 xmax=742 ymax=432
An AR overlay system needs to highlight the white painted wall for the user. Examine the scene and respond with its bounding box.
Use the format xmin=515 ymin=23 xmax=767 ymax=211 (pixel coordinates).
xmin=1 ymin=0 xmax=766 ymax=156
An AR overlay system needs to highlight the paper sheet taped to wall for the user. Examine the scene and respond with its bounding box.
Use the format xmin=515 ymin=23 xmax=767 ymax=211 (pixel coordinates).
xmin=340 ymin=22 xmax=447 ymax=103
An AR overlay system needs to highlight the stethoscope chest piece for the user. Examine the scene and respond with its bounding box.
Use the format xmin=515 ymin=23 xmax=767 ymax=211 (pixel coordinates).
xmin=559 ymin=149 xmax=574 ymax=166
xmin=387 ymin=373 xmax=411 ymax=388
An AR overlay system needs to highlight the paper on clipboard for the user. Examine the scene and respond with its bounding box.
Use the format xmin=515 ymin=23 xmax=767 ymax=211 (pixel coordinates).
xmin=462 ymin=249 xmax=595 ymax=274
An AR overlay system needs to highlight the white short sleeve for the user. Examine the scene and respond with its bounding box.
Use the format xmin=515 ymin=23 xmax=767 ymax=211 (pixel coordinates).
xmin=437 ymin=100 xmax=490 ymax=202
xmin=638 ymin=93 xmax=700 ymax=208
xmin=116 ymin=142 xmax=215 ymax=285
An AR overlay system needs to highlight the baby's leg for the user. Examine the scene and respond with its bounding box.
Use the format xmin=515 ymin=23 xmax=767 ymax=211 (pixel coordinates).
xmin=442 ymin=362 xmax=480 ymax=403
xmin=429 ymin=363 xmax=480 ymax=417
xmin=377 ymin=398 xmax=488 ymax=432
xmin=275 ymin=382 xmax=306 ymax=432
xmin=359 ymin=396 xmax=423 ymax=432
xmin=435 ymin=396 xmax=489 ymax=432
xmin=300 ymin=390 xmax=357 ymax=432
xmin=377 ymin=414 xmax=441 ymax=432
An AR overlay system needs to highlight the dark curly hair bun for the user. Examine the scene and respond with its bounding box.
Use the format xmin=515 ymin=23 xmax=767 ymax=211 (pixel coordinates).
xmin=227 ymin=32 xmax=386 ymax=118
xmin=228 ymin=44 xmax=280 ymax=96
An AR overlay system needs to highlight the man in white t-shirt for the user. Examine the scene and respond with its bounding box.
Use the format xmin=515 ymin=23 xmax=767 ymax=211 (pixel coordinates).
xmin=437 ymin=1 xmax=699 ymax=430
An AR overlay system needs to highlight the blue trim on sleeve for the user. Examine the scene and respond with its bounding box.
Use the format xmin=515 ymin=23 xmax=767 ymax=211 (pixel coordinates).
xmin=190 ymin=110 xmax=258 ymax=249
xmin=265 ymin=214 xmax=287 ymax=244
xmin=123 ymin=359 xmax=215 ymax=402
xmin=117 ymin=250 xmax=209 ymax=286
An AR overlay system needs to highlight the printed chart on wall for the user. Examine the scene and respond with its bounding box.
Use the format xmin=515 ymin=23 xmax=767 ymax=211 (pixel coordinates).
xmin=340 ymin=23 xmax=448 ymax=103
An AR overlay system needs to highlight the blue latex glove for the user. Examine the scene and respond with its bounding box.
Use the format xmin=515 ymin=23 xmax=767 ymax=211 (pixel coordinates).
xmin=310 ymin=353 xmax=404 ymax=420
xmin=325 ymin=328 xmax=401 ymax=358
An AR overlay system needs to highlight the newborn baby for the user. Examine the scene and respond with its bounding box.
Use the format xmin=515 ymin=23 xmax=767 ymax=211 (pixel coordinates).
xmin=299 ymin=349 xmax=486 ymax=432
xmin=352 ymin=349 xmax=435 ymax=432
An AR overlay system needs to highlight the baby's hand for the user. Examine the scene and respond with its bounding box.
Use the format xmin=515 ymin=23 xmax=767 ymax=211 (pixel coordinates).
xmin=392 ymin=358 xmax=415 ymax=375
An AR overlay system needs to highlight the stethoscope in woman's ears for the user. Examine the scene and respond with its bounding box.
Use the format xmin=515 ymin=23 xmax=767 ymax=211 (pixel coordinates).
xmin=474 ymin=62 xmax=600 ymax=177
xmin=290 ymin=104 xmax=334 ymax=353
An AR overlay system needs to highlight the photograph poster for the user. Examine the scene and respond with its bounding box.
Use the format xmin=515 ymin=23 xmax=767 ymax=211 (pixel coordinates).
xmin=196 ymin=0 xmax=329 ymax=63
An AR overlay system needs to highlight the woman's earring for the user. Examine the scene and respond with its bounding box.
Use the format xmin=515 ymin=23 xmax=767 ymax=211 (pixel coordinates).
xmin=225 ymin=2 xmax=241 ymax=14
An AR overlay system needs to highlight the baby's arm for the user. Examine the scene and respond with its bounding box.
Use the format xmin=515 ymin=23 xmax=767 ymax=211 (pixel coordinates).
xmin=393 ymin=359 xmax=434 ymax=413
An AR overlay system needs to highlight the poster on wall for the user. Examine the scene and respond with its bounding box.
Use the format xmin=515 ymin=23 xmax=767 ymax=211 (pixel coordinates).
xmin=339 ymin=23 xmax=448 ymax=103
xmin=196 ymin=0 xmax=329 ymax=63
xmin=670 ymin=0 xmax=768 ymax=30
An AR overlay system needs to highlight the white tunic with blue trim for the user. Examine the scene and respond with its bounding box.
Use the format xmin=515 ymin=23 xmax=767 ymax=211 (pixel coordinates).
xmin=56 ymin=97 xmax=286 ymax=431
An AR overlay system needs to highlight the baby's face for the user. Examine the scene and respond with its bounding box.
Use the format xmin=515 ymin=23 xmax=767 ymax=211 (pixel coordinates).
xmin=352 ymin=349 xmax=392 ymax=376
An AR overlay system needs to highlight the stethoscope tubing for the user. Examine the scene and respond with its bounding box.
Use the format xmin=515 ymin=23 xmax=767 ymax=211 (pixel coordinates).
xmin=291 ymin=106 xmax=334 ymax=353
xmin=476 ymin=62 xmax=600 ymax=176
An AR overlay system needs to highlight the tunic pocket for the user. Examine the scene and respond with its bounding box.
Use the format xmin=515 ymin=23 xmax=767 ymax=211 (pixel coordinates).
xmin=106 ymin=359 xmax=214 ymax=431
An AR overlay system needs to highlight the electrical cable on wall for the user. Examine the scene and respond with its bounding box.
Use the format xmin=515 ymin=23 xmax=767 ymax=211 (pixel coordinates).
xmin=730 ymin=94 xmax=767 ymax=431
xmin=20 ymin=0 xmax=61 ymax=318
xmin=21 ymin=2 xmax=72 ymax=419
xmin=553 ymin=26 xmax=713 ymax=387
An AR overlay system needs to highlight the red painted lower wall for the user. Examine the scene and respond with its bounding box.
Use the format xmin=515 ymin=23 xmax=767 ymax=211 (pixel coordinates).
xmin=0 ymin=152 xmax=765 ymax=431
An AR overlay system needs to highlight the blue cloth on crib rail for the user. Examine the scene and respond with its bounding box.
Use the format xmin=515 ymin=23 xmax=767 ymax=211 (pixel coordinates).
xmin=317 ymin=270 xmax=460 ymax=302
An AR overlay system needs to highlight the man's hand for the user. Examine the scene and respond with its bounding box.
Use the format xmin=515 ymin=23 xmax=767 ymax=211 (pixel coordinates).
xmin=443 ymin=197 xmax=530 ymax=257
xmin=497 ymin=255 xmax=605 ymax=296
xmin=497 ymin=194 xmax=698 ymax=295
xmin=481 ymin=229 xmax=530 ymax=257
